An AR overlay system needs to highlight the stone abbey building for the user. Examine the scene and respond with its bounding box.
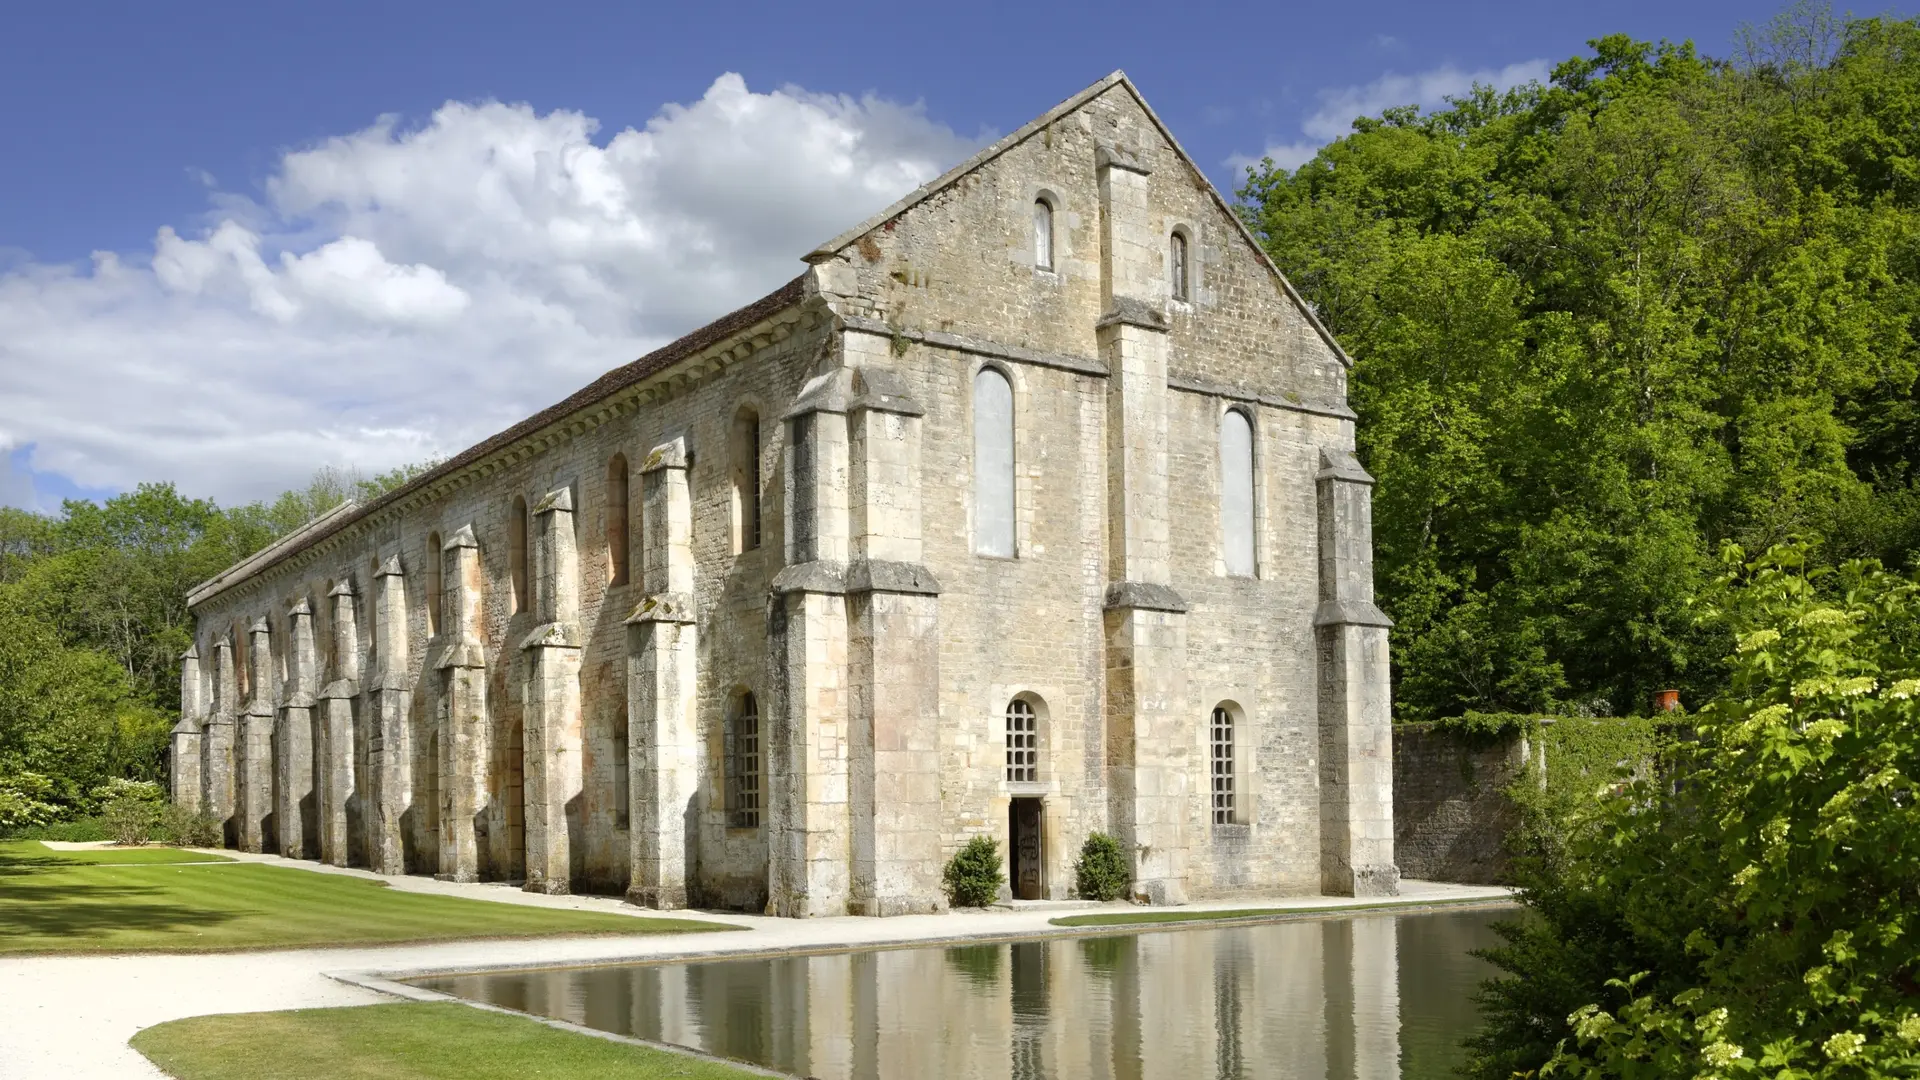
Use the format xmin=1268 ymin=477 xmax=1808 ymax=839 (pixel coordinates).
xmin=173 ymin=72 xmax=1398 ymax=915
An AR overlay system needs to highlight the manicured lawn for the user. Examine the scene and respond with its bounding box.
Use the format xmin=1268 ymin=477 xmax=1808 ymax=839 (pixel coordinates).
xmin=131 ymin=1002 xmax=767 ymax=1080
xmin=0 ymin=840 xmax=732 ymax=955
xmin=1049 ymin=896 xmax=1510 ymax=928
xmin=19 ymin=844 xmax=231 ymax=865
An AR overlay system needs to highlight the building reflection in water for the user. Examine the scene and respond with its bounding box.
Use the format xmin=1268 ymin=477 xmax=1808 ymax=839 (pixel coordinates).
xmin=421 ymin=909 xmax=1503 ymax=1080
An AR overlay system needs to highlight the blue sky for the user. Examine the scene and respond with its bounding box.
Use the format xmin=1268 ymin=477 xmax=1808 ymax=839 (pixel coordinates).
xmin=0 ymin=0 xmax=1789 ymax=510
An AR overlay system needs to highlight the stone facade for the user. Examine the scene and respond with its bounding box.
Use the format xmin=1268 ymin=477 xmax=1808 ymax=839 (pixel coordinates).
xmin=174 ymin=72 xmax=1398 ymax=913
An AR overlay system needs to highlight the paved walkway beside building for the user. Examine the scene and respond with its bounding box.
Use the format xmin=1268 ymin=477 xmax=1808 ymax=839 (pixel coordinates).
xmin=0 ymin=850 xmax=1511 ymax=1079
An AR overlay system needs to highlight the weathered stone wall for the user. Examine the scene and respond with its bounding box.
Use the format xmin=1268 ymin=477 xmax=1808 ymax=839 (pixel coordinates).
xmin=1391 ymin=724 xmax=1531 ymax=885
xmin=183 ymin=73 xmax=1399 ymax=912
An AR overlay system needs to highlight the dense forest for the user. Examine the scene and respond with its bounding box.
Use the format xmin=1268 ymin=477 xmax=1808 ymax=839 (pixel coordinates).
xmin=0 ymin=467 xmax=426 ymax=826
xmin=1240 ymin=4 xmax=1920 ymax=721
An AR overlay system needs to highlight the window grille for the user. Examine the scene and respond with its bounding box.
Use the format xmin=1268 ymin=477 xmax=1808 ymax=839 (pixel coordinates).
xmin=1006 ymin=699 xmax=1038 ymax=783
xmin=729 ymin=693 xmax=761 ymax=828
xmin=1211 ymin=706 xmax=1235 ymax=825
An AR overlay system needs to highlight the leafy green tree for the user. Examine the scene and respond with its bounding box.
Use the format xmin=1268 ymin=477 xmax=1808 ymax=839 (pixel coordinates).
xmin=1468 ymin=545 xmax=1920 ymax=1077
xmin=1239 ymin=8 xmax=1920 ymax=721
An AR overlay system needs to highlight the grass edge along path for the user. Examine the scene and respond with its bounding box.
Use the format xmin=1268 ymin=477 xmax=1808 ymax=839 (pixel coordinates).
xmin=0 ymin=840 xmax=733 ymax=956
xmin=130 ymin=1001 xmax=775 ymax=1080
xmin=1049 ymin=894 xmax=1516 ymax=928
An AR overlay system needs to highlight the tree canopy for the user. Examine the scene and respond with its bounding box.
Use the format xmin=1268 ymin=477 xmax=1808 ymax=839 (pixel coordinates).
xmin=1239 ymin=4 xmax=1920 ymax=721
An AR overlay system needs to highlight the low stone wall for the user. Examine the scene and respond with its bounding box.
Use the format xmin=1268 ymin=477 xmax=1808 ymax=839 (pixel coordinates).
xmin=1392 ymin=723 xmax=1535 ymax=885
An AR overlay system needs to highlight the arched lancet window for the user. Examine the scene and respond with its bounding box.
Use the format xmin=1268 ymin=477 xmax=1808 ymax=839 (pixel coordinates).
xmin=1033 ymin=199 xmax=1053 ymax=271
xmin=1220 ymin=408 xmax=1256 ymax=577
xmin=1170 ymin=231 xmax=1190 ymax=302
xmin=732 ymin=408 xmax=762 ymax=554
xmin=607 ymin=455 xmax=631 ymax=586
xmin=509 ymin=496 xmax=529 ymax=615
xmin=726 ymin=691 xmax=761 ymax=828
xmin=426 ymin=532 xmax=443 ymax=636
xmin=973 ymin=367 xmax=1015 ymax=557
xmin=1005 ymin=698 xmax=1038 ymax=783
xmin=1211 ymin=705 xmax=1238 ymax=826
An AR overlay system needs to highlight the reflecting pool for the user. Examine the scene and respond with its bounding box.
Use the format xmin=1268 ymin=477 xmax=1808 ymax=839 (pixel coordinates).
xmin=418 ymin=905 xmax=1510 ymax=1080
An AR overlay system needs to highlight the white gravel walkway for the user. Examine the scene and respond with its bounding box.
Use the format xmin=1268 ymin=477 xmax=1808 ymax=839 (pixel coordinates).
xmin=0 ymin=847 xmax=1511 ymax=1079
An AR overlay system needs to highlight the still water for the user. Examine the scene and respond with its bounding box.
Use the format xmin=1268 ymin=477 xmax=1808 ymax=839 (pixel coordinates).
xmin=418 ymin=906 xmax=1509 ymax=1080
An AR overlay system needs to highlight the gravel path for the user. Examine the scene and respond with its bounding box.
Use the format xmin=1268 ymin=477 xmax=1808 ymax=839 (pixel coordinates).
xmin=0 ymin=850 xmax=1510 ymax=1079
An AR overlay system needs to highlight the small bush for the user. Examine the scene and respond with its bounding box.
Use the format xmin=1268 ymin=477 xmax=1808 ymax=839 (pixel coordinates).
xmin=942 ymin=835 xmax=1005 ymax=908
xmin=5 ymin=816 xmax=110 ymax=842
xmin=96 ymin=779 xmax=165 ymax=846
xmin=1073 ymin=831 xmax=1131 ymax=901
xmin=163 ymin=803 xmax=223 ymax=848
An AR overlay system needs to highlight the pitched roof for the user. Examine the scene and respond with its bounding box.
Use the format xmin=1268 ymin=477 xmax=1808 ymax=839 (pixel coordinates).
xmin=188 ymin=274 xmax=807 ymax=608
xmin=806 ymin=70 xmax=1350 ymax=369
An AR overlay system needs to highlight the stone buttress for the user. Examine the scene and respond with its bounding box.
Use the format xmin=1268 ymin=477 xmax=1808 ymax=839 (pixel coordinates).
xmin=521 ymin=487 xmax=584 ymax=894
xmin=201 ymin=635 xmax=238 ymax=845
xmin=768 ymin=369 xmax=855 ymax=916
xmin=625 ymin=437 xmax=697 ymax=909
xmin=367 ymin=556 xmax=411 ymax=875
xmin=841 ymin=354 xmax=943 ymax=916
xmin=1096 ymin=140 xmax=1193 ymax=905
xmin=238 ymin=617 xmax=275 ymax=852
xmin=169 ymin=646 xmax=203 ymax=812
xmin=275 ymin=598 xmax=319 ymax=858
xmin=434 ymin=525 xmax=490 ymax=882
xmin=1315 ymin=449 xmax=1397 ymax=896
xmin=317 ymin=579 xmax=361 ymax=866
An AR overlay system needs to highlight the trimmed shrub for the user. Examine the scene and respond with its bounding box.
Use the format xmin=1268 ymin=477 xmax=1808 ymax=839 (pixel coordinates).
xmin=163 ymin=803 xmax=223 ymax=848
xmin=1073 ymin=831 xmax=1131 ymax=901
xmin=96 ymin=779 xmax=165 ymax=846
xmin=942 ymin=835 xmax=1005 ymax=908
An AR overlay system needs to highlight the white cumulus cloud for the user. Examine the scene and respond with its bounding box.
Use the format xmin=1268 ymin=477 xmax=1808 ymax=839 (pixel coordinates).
xmin=1229 ymin=59 xmax=1550 ymax=173
xmin=0 ymin=73 xmax=980 ymax=508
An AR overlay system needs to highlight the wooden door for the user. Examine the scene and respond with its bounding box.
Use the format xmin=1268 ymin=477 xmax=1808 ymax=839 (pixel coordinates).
xmin=1013 ymin=798 xmax=1043 ymax=900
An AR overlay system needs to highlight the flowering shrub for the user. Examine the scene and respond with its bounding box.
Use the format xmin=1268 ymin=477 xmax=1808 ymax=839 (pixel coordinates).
xmin=1471 ymin=546 xmax=1920 ymax=1079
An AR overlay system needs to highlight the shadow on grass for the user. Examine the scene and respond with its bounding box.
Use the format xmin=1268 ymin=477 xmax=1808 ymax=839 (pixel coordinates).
xmin=0 ymin=870 xmax=244 ymax=945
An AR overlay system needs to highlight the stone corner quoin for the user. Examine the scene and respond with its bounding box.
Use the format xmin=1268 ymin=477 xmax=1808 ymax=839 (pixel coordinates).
xmin=171 ymin=71 xmax=1400 ymax=916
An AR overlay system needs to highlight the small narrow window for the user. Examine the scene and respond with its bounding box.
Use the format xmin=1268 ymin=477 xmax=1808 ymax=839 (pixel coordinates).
xmin=607 ymin=455 xmax=631 ymax=586
xmin=1170 ymin=232 xmax=1190 ymax=302
xmin=727 ymin=691 xmax=761 ymax=828
xmin=509 ymin=496 xmax=529 ymax=614
xmin=1211 ymin=706 xmax=1236 ymax=826
xmin=973 ymin=367 xmax=1015 ymax=557
xmin=732 ymin=408 xmax=762 ymax=554
xmin=1033 ymin=199 xmax=1053 ymax=271
xmin=1005 ymin=699 xmax=1038 ymax=783
xmin=1221 ymin=409 xmax=1256 ymax=577
xmin=426 ymin=533 xmax=443 ymax=636
xmin=612 ymin=726 xmax=630 ymax=830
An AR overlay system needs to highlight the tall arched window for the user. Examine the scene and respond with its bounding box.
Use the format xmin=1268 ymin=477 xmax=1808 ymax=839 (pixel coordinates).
xmin=1033 ymin=199 xmax=1053 ymax=271
xmin=1220 ymin=408 xmax=1256 ymax=577
xmin=425 ymin=532 xmax=443 ymax=636
xmin=509 ymin=496 xmax=529 ymax=614
xmin=1005 ymin=698 xmax=1038 ymax=783
xmin=973 ymin=367 xmax=1015 ymax=557
xmin=1211 ymin=705 xmax=1237 ymax=826
xmin=726 ymin=691 xmax=760 ymax=828
xmin=731 ymin=408 xmax=762 ymax=554
xmin=606 ymin=455 xmax=630 ymax=586
xmin=1170 ymin=231 xmax=1190 ymax=302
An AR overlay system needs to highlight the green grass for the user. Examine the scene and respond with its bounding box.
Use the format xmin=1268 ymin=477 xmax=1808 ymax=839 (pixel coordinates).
xmin=0 ymin=840 xmax=732 ymax=955
xmin=15 ymin=843 xmax=231 ymax=865
xmin=1049 ymin=895 xmax=1511 ymax=928
xmin=131 ymin=1002 xmax=767 ymax=1080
